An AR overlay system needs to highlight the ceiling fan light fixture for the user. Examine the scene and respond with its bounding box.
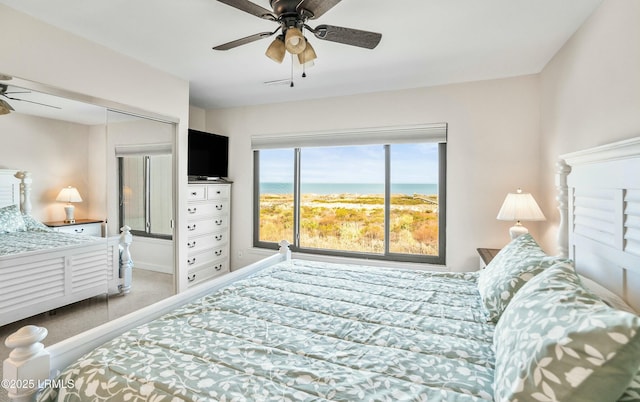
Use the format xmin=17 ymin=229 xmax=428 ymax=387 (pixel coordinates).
xmin=285 ymin=27 xmax=306 ymax=54
xmin=297 ymin=39 xmax=317 ymax=64
xmin=0 ymin=99 xmax=14 ymax=115
xmin=265 ymin=36 xmax=286 ymax=63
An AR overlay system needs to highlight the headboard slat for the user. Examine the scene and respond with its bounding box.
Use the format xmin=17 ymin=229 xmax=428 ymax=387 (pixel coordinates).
xmin=559 ymin=136 xmax=640 ymax=312
xmin=0 ymin=170 xmax=20 ymax=209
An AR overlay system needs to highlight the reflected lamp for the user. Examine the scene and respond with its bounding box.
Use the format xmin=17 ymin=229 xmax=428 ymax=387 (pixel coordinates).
xmin=56 ymin=186 xmax=83 ymax=223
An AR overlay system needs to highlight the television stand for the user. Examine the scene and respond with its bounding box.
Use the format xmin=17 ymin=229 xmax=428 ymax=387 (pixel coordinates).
xmin=188 ymin=176 xmax=232 ymax=183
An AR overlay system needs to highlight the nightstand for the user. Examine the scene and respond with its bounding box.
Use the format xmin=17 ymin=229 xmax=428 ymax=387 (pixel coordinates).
xmin=44 ymin=219 xmax=104 ymax=237
xmin=477 ymin=248 xmax=500 ymax=269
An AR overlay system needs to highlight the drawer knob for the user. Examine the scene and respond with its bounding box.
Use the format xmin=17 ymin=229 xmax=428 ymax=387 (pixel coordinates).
xmin=191 ymin=191 xmax=197 ymax=196
xmin=187 ymin=224 xmax=196 ymax=231
xmin=215 ymin=234 xmax=223 ymax=241
xmin=215 ymin=250 xmax=223 ymax=256
xmin=215 ymin=264 xmax=222 ymax=271
xmin=187 ymin=257 xmax=196 ymax=266
xmin=215 ymin=205 xmax=223 ymax=210
xmin=188 ymin=273 xmax=196 ymax=282
xmin=188 ymin=207 xmax=197 ymax=214
xmin=187 ymin=241 xmax=196 ymax=248
xmin=215 ymin=219 xmax=223 ymax=225
xmin=74 ymin=228 xmax=84 ymax=233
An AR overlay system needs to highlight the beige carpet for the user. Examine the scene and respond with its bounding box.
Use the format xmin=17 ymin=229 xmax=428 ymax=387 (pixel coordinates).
xmin=0 ymin=269 xmax=173 ymax=402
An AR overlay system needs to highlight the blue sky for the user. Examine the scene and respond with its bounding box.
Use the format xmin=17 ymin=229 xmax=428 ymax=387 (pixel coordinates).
xmin=260 ymin=143 xmax=439 ymax=184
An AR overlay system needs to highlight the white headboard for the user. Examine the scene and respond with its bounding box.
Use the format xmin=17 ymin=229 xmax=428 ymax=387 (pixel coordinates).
xmin=0 ymin=169 xmax=32 ymax=215
xmin=557 ymin=136 xmax=640 ymax=312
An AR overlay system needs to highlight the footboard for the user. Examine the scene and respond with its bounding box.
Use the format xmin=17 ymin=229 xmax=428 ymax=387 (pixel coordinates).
xmin=109 ymin=225 xmax=133 ymax=295
xmin=0 ymin=227 xmax=134 ymax=328
xmin=3 ymin=241 xmax=290 ymax=402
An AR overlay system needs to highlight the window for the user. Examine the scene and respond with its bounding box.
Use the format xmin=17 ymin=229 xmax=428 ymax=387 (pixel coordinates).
xmin=253 ymin=124 xmax=446 ymax=264
xmin=119 ymin=153 xmax=173 ymax=239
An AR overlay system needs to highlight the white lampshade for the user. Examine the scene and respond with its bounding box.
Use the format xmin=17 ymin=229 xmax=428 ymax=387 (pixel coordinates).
xmin=56 ymin=186 xmax=82 ymax=223
xmin=56 ymin=186 xmax=83 ymax=203
xmin=497 ymin=188 xmax=545 ymax=239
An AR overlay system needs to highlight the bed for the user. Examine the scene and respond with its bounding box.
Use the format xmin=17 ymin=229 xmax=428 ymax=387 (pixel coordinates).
xmin=0 ymin=170 xmax=133 ymax=327
xmin=4 ymin=136 xmax=640 ymax=402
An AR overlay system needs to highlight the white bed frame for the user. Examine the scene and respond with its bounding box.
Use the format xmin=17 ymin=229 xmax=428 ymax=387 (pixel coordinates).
xmin=3 ymin=136 xmax=640 ymax=401
xmin=556 ymin=136 xmax=640 ymax=312
xmin=0 ymin=170 xmax=134 ymax=328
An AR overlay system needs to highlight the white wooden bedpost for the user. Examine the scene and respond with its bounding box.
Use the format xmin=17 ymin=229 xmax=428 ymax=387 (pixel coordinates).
xmin=3 ymin=325 xmax=49 ymax=402
xmin=119 ymin=225 xmax=133 ymax=294
xmin=13 ymin=171 xmax=32 ymax=216
xmin=556 ymin=159 xmax=571 ymax=258
xmin=279 ymin=240 xmax=292 ymax=260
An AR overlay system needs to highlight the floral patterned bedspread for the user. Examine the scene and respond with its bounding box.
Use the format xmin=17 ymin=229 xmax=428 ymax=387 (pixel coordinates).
xmin=0 ymin=231 xmax=101 ymax=257
xmin=39 ymin=259 xmax=495 ymax=401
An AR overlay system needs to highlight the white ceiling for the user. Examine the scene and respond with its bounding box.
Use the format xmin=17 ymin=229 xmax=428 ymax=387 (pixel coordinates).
xmin=0 ymin=0 xmax=603 ymax=110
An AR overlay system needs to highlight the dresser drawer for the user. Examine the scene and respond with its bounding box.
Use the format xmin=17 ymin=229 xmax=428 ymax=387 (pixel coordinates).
xmin=187 ymin=260 xmax=229 ymax=286
xmin=207 ymin=185 xmax=230 ymax=200
xmin=186 ymin=244 xmax=229 ymax=266
xmin=186 ymin=235 xmax=229 ymax=257
xmin=187 ymin=185 xmax=207 ymax=201
xmin=186 ymin=202 xmax=229 ymax=220
xmin=186 ymin=219 xmax=229 ymax=237
xmin=51 ymin=222 xmax=102 ymax=237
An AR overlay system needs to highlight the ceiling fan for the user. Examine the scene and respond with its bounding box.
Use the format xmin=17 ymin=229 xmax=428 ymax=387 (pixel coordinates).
xmin=0 ymin=84 xmax=61 ymax=115
xmin=212 ymin=0 xmax=382 ymax=66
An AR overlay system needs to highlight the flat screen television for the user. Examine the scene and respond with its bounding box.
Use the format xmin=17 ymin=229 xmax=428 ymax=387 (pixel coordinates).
xmin=188 ymin=129 xmax=229 ymax=180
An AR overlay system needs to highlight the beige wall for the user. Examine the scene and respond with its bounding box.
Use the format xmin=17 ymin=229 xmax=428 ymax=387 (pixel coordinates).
xmin=0 ymin=113 xmax=94 ymax=222
xmin=208 ymin=75 xmax=542 ymax=271
xmin=539 ymin=0 xmax=640 ymax=253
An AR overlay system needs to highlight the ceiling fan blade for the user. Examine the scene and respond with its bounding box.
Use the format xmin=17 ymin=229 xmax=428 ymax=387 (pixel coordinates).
xmin=297 ymin=0 xmax=341 ymax=19
xmin=213 ymin=31 xmax=275 ymax=50
xmin=4 ymin=95 xmax=61 ymax=109
xmin=216 ymin=0 xmax=276 ymax=20
xmin=311 ymin=24 xmax=382 ymax=49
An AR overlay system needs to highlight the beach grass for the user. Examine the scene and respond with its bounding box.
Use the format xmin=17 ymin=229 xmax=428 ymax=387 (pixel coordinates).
xmin=259 ymin=193 xmax=439 ymax=255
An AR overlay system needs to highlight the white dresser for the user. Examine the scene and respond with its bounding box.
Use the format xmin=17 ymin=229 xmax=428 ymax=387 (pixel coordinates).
xmin=186 ymin=182 xmax=231 ymax=287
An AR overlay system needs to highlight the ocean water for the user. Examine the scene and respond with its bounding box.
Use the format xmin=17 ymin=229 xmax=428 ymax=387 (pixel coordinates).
xmin=260 ymin=183 xmax=438 ymax=196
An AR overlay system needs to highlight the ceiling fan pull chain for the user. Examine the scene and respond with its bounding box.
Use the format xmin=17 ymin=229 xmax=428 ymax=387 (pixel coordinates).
xmin=301 ymin=25 xmax=307 ymax=78
xmin=290 ymin=54 xmax=295 ymax=87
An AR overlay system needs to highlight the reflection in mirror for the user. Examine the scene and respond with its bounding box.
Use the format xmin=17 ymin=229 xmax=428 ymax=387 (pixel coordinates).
xmin=0 ymin=76 xmax=176 ymax=372
xmin=107 ymin=109 xmax=176 ymax=317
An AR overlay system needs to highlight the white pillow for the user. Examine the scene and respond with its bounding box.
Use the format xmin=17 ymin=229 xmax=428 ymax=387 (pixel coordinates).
xmin=578 ymin=274 xmax=637 ymax=314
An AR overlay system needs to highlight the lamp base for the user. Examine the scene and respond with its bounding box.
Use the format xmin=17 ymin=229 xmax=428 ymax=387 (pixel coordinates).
xmin=508 ymin=222 xmax=529 ymax=240
xmin=63 ymin=204 xmax=76 ymax=224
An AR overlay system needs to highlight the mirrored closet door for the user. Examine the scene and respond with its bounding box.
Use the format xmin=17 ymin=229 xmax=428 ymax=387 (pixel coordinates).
xmin=0 ymin=74 xmax=177 ymax=336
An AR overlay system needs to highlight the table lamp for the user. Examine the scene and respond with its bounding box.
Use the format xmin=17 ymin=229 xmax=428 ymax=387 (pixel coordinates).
xmin=56 ymin=186 xmax=82 ymax=223
xmin=497 ymin=188 xmax=546 ymax=239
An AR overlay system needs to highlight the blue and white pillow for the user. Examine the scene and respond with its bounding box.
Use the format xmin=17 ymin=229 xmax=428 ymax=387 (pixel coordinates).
xmin=0 ymin=204 xmax=26 ymax=233
xmin=477 ymin=234 xmax=561 ymax=322
xmin=22 ymin=213 xmax=52 ymax=232
xmin=493 ymin=261 xmax=640 ymax=402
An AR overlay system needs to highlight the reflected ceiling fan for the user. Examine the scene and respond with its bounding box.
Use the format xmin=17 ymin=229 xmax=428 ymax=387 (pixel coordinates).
xmin=0 ymin=84 xmax=61 ymax=115
xmin=212 ymin=0 xmax=382 ymax=67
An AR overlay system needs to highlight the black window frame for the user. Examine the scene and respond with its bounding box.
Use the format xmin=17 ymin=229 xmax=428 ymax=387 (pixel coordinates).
xmin=118 ymin=155 xmax=173 ymax=240
xmin=253 ymin=142 xmax=446 ymax=264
